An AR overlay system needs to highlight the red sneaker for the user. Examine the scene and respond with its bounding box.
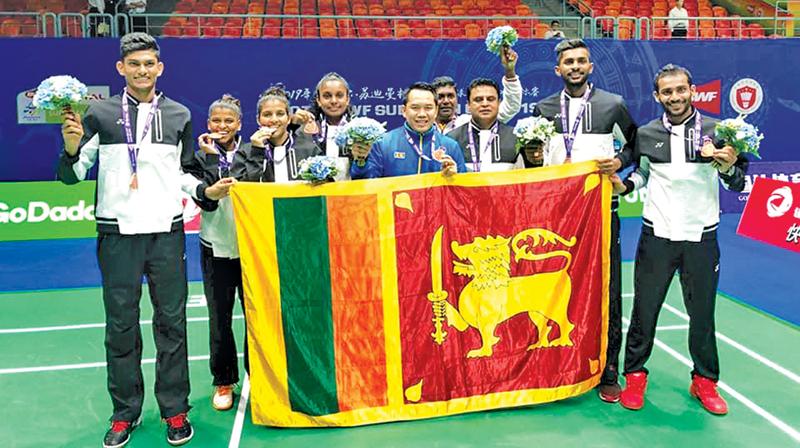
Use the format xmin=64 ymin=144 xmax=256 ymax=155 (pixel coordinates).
xmin=690 ymin=375 xmax=728 ymax=415
xmin=620 ymin=372 xmax=648 ymax=410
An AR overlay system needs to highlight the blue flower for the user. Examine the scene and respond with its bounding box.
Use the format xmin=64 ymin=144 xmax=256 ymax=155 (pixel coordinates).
xmin=715 ymin=118 xmax=764 ymax=159
xmin=299 ymin=156 xmax=340 ymax=182
xmin=334 ymin=117 xmax=387 ymax=149
xmin=32 ymin=75 xmax=88 ymax=111
xmin=485 ymin=26 xmax=518 ymax=55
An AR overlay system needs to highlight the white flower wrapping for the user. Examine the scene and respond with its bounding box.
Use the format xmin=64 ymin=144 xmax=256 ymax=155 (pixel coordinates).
xmin=512 ymin=116 xmax=557 ymax=150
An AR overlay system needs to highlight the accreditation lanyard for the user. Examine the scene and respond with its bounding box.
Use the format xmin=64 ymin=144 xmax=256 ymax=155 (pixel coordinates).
xmin=214 ymin=136 xmax=240 ymax=175
xmin=560 ymin=84 xmax=592 ymax=160
xmin=404 ymin=129 xmax=437 ymax=162
xmin=467 ymin=121 xmax=498 ymax=173
xmin=318 ymin=115 xmax=348 ymax=154
xmin=121 ymin=88 xmax=159 ymax=189
xmin=661 ymin=111 xmax=703 ymax=154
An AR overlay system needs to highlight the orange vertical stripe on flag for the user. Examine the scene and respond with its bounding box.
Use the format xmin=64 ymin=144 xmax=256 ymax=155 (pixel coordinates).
xmin=327 ymin=194 xmax=388 ymax=411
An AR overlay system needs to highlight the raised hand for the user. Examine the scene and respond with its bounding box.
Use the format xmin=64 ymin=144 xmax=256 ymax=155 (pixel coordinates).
xmin=350 ymin=141 xmax=371 ymax=162
xmin=291 ymin=109 xmax=315 ymax=126
xmin=61 ymin=109 xmax=84 ymax=156
xmin=500 ymin=46 xmax=518 ymax=78
xmin=197 ymin=133 xmax=218 ymax=155
xmin=250 ymin=127 xmax=275 ymax=148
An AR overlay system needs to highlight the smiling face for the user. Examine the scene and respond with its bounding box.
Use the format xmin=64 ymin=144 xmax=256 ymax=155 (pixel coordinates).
xmin=468 ymin=85 xmax=499 ymax=127
xmin=258 ymin=99 xmax=290 ymax=142
xmin=207 ymin=107 xmax=241 ymax=147
xmin=316 ymin=80 xmax=350 ymax=122
xmin=654 ymin=72 xmax=696 ymax=123
xmin=555 ymin=47 xmax=593 ymax=91
xmin=116 ymin=49 xmax=163 ymax=97
xmin=402 ymin=88 xmax=438 ymax=133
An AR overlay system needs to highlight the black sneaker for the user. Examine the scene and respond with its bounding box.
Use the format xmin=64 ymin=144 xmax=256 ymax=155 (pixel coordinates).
xmin=597 ymin=381 xmax=622 ymax=403
xmin=165 ymin=412 xmax=194 ymax=446
xmin=103 ymin=416 xmax=141 ymax=448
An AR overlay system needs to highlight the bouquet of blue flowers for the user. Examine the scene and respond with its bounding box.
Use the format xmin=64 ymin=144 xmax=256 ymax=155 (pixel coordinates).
xmin=299 ymin=156 xmax=339 ymax=183
xmin=714 ymin=117 xmax=764 ymax=159
xmin=513 ymin=116 xmax=557 ymax=151
xmin=485 ymin=26 xmax=518 ymax=56
xmin=32 ymin=75 xmax=88 ymax=112
xmin=334 ymin=117 xmax=386 ymax=149
xmin=334 ymin=117 xmax=386 ymax=166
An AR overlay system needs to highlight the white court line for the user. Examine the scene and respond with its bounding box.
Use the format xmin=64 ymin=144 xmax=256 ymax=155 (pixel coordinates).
xmin=228 ymin=375 xmax=250 ymax=448
xmin=0 ymin=315 xmax=245 ymax=334
xmin=622 ymin=293 xmax=800 ymax=385
xmin=0 ymin=353 xmax=244 ymax=375
xmin=623 ymin=317 xmax=800 ymax=443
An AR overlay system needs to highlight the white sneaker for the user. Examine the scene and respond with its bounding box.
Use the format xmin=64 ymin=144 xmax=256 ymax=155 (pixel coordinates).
xmin=212 ymin=385 xmax=235 ymax=411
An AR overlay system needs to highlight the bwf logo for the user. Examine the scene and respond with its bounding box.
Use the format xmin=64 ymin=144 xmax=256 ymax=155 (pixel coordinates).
xmin=766 ymin=186 xmax=793 ymax=218
xmin=692 ymin=80 xmax=721 ymax=115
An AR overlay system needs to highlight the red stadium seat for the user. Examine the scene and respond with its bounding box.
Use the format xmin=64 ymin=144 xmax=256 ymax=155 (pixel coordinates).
xmin=182 ymin=25 xmax=200 ymax=37
xmin=203 ymin=27 xmax=222 ymax=37
xmin=262 ymin=26 xmax=281 ymax=37
xmin=301 ymin=27 xmax=319 ymax=38
xmin=282 ymin=26 xmax=299 ymax=38
xmin=161 ymin=26 xmax=181 ymax=37
xmin=222 ymin=26 xmax=242 ymax=38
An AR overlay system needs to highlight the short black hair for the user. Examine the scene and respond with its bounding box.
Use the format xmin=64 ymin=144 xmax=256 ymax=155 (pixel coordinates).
xmin=551 ymin=20 xmax=560 ymax=26
xmin=120 ymin=32 xmax=160 ymax=60
xmin=404 ymin=82 xmax=437 ymax=105
xmin=432 ymin=76 xmax=456 ymax=91
xmin=653 ymin=64 xmax=693 ymax=91
xmin=467 ymin=78 xmax=500 ymax=101
xmin=554 ymin=38 xmax=589 ymax=63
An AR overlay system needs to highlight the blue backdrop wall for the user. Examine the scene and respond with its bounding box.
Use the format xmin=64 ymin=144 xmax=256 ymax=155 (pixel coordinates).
xmin=1 ymin=38 xmax=798 ymax=181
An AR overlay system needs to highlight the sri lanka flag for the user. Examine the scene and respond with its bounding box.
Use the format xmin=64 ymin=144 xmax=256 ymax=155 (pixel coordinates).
xmin=231 ymin=161 xmax=610 ymax=427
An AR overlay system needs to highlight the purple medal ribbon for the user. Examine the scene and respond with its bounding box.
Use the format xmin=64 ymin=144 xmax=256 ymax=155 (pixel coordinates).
xmin=404 ymin=130 xmax=436 ymax=162
xmin=317 ymin=115 xmax=348 ymax=153
xmin=213 ymin=136 xmax=240 ymax=174
xmin=467 ymin=121 xmax=498 ymax=173
xmin=121 ymin=88 xmax=159 ymax=189
xmin=661 ymin=110 xmax=703 ymax=155
xmin=560 ymin=84 xmax=592 ymax=160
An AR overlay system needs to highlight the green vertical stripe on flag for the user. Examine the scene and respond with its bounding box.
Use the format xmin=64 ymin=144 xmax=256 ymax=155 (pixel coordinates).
xmin=274 ymin=196 xmax=339 ymax=416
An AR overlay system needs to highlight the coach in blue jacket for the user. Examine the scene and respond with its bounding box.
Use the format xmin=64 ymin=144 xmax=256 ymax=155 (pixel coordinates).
xmin=350 ymin=82 xmax=466 ymax=179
